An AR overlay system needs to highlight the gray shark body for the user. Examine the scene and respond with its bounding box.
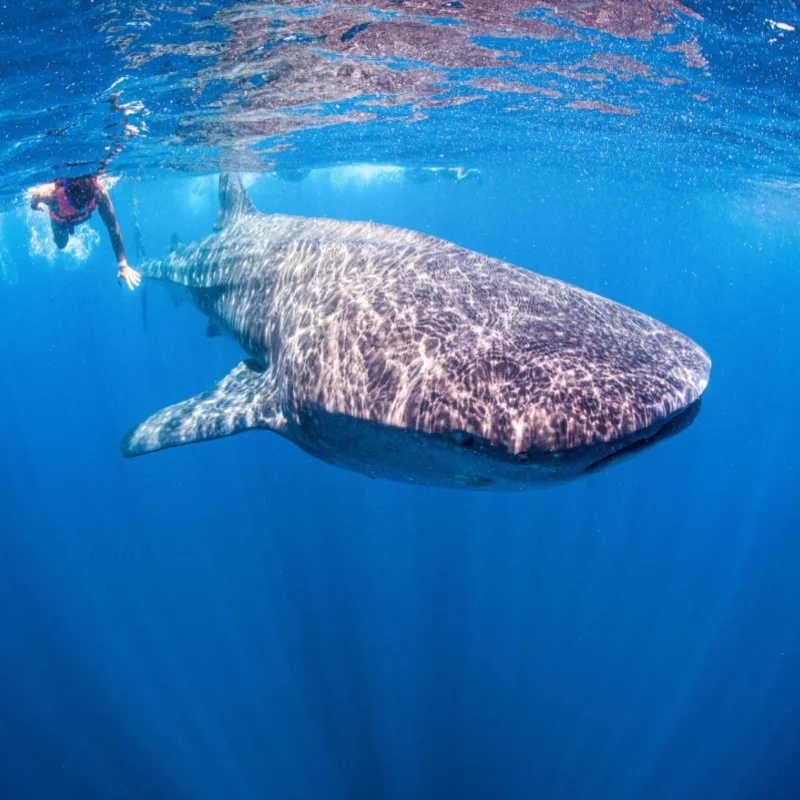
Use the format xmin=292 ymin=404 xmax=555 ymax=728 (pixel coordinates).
xmin=123 ymin=174 xmax=710 ymax=490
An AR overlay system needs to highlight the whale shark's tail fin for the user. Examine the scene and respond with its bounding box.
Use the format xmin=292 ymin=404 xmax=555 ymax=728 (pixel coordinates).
xmin=214 ymin=172 xmax=256 ymax=231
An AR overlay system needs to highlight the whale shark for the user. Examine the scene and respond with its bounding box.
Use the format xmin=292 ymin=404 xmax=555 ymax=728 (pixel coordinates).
xmin=122 ymin=173 xmax=710 ymax=490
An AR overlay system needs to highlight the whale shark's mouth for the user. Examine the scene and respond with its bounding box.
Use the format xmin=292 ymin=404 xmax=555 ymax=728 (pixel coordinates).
xmin=446 ymin=397 xmax=704 ymax=482
xmin=583 ymin=398 xmax=703 ymax=475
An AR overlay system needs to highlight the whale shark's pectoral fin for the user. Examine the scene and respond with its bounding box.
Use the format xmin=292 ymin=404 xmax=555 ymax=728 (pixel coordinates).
xmin=122 ymin=359 xmax=283 ymax=458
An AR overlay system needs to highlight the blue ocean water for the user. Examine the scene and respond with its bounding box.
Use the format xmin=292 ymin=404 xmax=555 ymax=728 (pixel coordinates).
xmin=2 ymin=2 xmax=800 ymax=799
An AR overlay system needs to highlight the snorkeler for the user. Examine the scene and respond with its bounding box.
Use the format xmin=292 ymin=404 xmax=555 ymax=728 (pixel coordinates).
xmin=28 ymin=174 xmax=141 ymax=290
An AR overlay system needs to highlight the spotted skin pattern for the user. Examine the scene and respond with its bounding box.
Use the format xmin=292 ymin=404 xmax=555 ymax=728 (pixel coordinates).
xmin=123 ymin=174 xmax=710 ymax=489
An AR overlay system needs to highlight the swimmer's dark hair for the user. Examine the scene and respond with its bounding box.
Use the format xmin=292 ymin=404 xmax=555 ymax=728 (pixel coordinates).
xmin=65 ymin=176 xmax=97 ymax=208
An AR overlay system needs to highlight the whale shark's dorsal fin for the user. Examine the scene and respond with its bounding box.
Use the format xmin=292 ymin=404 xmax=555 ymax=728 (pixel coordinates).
xmin=214 ymin=172 xmax=257 ymax=231
xmin=121 ymin=359 xmax=284 ymax=457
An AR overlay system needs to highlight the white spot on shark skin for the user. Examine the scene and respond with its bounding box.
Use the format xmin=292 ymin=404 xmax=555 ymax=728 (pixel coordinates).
xmin=512 ymin=418 xmax=527 ymax=455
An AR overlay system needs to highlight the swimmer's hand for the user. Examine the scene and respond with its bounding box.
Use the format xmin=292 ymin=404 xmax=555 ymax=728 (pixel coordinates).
xmin=117 ymin=262 xmax=142 ymax=291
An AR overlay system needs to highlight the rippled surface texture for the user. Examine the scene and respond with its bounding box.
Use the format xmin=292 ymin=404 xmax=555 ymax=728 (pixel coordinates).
xmin=3 ymin=1 xmax=800 ymax=195
xmin=1 ymin=2 xmax=800 ymax=800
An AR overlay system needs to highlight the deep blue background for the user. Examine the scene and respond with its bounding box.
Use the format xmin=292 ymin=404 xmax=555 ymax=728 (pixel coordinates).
xmin=1 ymin=169 xmax=799 ymax=799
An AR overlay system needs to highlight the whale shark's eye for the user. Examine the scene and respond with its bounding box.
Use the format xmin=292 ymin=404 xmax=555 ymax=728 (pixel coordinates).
xmin=515 ymin=452 xmax=529 ymax=464
xmin=453 ymin=432 xmax=475 ymax=448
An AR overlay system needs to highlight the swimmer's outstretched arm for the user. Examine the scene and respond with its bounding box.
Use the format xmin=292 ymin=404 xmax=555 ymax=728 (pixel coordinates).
xmin=29 ymin=183 xmax=55 ymax=211
xmin=96 ymin=184 xmax=141 ymax=291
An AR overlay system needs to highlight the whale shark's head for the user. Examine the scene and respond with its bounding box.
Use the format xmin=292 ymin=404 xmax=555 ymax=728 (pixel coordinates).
xmin=288 ymin=300 xmax=711 ymax=489
xmin=292 ymin=396 xmax=707 ymax=490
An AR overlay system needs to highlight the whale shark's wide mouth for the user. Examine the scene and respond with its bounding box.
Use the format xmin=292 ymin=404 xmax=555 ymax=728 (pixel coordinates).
xmin=446 ymin=397 xmax=704 ymax=479
xmin=582 ymin=398 xmax=703 ymax=475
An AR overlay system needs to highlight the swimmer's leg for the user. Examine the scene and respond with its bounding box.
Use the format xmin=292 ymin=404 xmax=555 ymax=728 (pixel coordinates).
xmin=50 ymin=219 xmax=69 ymax=250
